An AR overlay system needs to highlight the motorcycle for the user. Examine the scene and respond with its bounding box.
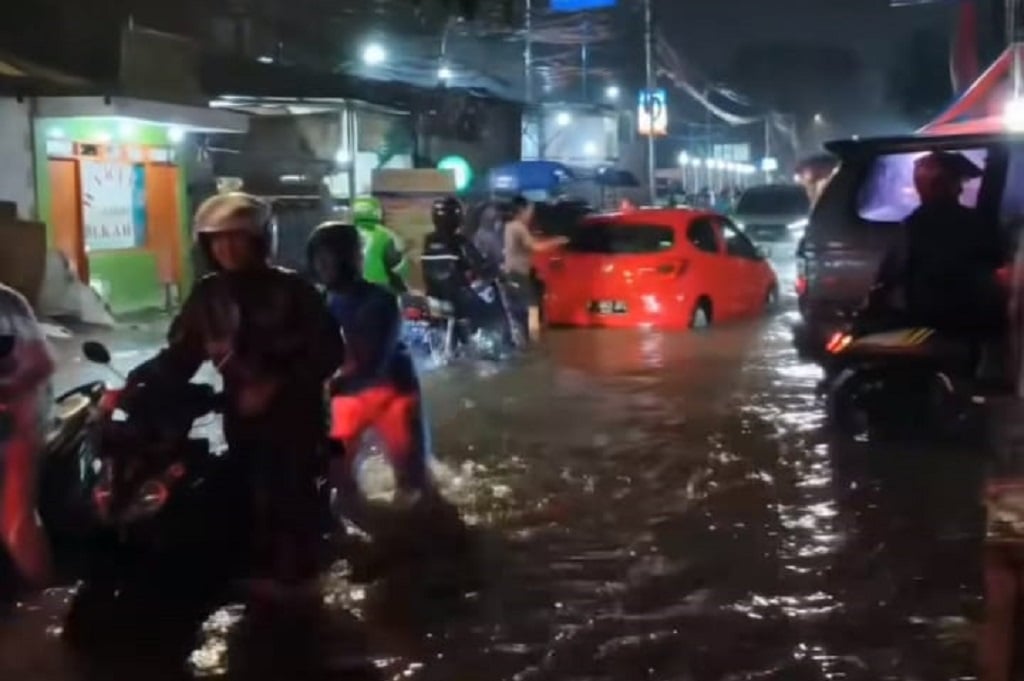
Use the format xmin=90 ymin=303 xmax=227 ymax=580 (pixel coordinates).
xmin=64 ymin=341 xmax=246 ymax=637
xmin=401 ymin=277 xmax=525 ymax=364
xmin=822 ymin=310 xmax=989 ymax=439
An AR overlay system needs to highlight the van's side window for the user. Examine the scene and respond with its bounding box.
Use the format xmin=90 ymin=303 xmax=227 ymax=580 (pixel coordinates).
xmin=857 ymin=148 xmax=988 ymax=223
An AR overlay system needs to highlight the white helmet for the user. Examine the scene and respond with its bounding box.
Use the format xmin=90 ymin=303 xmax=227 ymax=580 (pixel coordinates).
xmin=193 ymin=192 xmax=278 ymax=261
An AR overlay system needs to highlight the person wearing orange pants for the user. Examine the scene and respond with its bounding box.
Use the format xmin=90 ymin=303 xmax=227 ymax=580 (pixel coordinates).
xmin=308 ymin=222 xmax=432 ymax=506
xmin=329 ymin=385 xmax=428 ymax=498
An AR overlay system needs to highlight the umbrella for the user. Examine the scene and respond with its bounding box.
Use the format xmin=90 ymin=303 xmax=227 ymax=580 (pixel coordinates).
xmin=594 ymin=167 xmax=640 ymax=187
xmin=489 ymin=161 xmax=576 ymax=193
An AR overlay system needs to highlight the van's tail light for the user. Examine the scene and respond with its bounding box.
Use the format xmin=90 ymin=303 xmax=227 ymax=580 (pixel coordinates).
xmin=795 ymin=275 xmax=808 ymax=296
xmin=795 ymin=246 xmax=808 ymax=296
xmin=657 ymin=260 xmax=690 ymax=277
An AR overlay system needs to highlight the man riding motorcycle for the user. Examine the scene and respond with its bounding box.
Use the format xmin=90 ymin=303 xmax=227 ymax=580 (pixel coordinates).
xmin=352 ymin=196 xmax=408 ymax=293
xmin=421 ymin=196 xmax=499 ymax=331
xmin=307 ymin=222 xmax=431 ymax=508
xmin=127 ymin=192 xmax=344 ymax=584
xmin=0 ymin=284 xmax=54 ymax=589
xmin=864 ymin=151 xmax=1006 ymax=343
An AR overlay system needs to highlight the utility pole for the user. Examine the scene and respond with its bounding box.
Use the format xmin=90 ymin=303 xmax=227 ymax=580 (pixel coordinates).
xmin=644 ymin=0 xmax=655 ymax=203
xmin=525 ymin=0 xmax=544 ymax=159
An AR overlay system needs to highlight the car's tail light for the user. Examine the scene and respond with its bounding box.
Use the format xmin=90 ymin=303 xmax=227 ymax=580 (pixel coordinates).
xmin=657 ymin=260 xmax=690 ymax=277
xmin=826 ymin=331 xmax=853 ymax=354
xmin=795 ymin=274 xmax=808 ymax=296
xmin=404 ymin=307 xmax=424 ymax=320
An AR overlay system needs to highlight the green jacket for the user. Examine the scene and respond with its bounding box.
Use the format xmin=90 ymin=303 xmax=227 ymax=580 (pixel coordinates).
xmin=356 ymin=222 xmax=408 ymax=292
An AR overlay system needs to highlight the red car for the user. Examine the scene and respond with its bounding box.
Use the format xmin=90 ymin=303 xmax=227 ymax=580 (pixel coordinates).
xmin=542 ymin=208 xmax=778 ymax=330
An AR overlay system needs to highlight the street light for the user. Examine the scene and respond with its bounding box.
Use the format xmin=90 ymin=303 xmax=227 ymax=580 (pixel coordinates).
xmin=813 ymin=113 xmax=825 ymax=125
xmin=438 ymin=65 xmax=453 ymax=81
xmin=362 ymin=43 xmax=387 ymax=66
xmin=1006 ymin=97 xmax=1024 ymax=132
xmin=583 ymin=141 xmax=599 ymax=157
xmin=556 ymin=111 xmax=572 ymax=127
xmin=677 ymin=151 xmax=689 ymax=166
xmin=605 ymin=85 xmax=621 ymax=101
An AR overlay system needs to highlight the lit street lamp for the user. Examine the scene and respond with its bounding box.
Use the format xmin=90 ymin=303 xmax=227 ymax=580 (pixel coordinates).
xmin=362 ymin=43 xmax=387 ymax=66
xmin=605 ymin=85 xmax=621 ymax=101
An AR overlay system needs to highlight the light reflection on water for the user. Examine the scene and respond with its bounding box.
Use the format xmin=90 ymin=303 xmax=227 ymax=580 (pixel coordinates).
xmin=0 ymin=303 xmax=987 ymax=680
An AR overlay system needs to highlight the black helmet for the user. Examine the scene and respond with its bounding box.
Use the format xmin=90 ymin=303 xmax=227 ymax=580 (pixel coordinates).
xmin=307 ymin=221 xmax=362 ymax=289
xmin=431 ymin=196 xmax=463 ymax=235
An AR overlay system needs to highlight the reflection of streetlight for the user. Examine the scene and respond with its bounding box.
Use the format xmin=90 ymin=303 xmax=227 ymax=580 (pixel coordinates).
xmin=584 ymin=141 xmax=599 ymax=157
xmin=362 ymin=43 xmax=387 ymax=66
xmin=438 ymin=65 xmax=453 ymax=81
xmin=1005 ymin=97 xmax=1024 ymax=132
xmin=556 ymin=111 xmax=572 ymax=127
xmin=605 ymin=85 xmax=621 ymax=101
xmin=677 ymin=151 xmax=689 ymax=166
xmin=813 ymin=113 xmax=825 ymax=125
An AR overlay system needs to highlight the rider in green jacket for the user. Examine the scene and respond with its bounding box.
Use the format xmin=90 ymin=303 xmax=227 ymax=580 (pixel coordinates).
xmin=351 ymin=196 xmax=408 ymax=293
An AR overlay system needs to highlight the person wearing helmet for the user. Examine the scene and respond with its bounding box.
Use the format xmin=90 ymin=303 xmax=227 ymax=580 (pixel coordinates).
xmin=351 ymin=196 xmax=409 ymax=293
xmin=127 ymin=192 xmax=345 ymax=585
xmin=307 ymin=222 xmax=430 ymax=510
xmin=867 ymin=151 xmax=1005 ymax=337
xmin=421 ymin=196 xmax=496 ymax=320
xmin=0 ymin=284 xmax=54 ymax=592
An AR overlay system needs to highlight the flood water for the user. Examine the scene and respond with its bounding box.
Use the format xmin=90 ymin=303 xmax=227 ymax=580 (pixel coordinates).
xmin=0 ymin=282 xmax=990 ymax=680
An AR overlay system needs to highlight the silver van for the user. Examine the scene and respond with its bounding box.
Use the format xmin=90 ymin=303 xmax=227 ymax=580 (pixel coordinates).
xmin=793 ymin=132 xmax=1019 ymax=361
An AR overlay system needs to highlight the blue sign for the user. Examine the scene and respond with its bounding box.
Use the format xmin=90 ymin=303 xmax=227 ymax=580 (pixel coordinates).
xmin=551 ymin=0 xmax=616 ymax=12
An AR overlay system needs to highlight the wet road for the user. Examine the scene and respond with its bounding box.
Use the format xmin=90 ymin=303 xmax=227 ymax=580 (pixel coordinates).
xmin=0 ymin=281 xmax=990 ymax=680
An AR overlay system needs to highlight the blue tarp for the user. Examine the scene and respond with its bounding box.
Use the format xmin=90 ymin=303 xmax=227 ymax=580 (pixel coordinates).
xmin=489 ymin=161 xmax=576 ymax=193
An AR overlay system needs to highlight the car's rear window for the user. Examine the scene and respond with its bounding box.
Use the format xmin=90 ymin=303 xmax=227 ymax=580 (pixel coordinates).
xmin=856 ymin=148 xmax=988 ymax=222
xmin=568 ymin=223 xmax=675 ymax=254
xmin=736 ymin=186 xmax=810 ymax=215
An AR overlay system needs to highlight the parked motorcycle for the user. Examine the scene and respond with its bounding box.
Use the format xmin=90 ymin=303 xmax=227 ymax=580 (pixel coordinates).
xmin=401 ymin=277 xmax=525 ymax=364
xmin=823 ymin=312 xmax=989 ymax=439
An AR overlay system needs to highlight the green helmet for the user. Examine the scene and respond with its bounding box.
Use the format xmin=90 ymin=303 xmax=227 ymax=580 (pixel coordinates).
xmin=352 ymin=196 xmax=383 ymax=225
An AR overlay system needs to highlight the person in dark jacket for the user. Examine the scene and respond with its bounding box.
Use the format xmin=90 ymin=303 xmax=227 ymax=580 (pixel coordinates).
xmin=868 ymin=151 xmax=1006 ymax=338
xmin=307 ymin=222 xmax=431 ymax=508
xmin=420 ymin=196 xmax=503 ymax=334
xmin=128 ymin=192 xmax=344 ymax=584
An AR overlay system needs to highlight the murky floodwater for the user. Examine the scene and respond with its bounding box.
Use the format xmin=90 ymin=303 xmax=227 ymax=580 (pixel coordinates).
xmin=0 ymin=281 xmax=990 ymax=680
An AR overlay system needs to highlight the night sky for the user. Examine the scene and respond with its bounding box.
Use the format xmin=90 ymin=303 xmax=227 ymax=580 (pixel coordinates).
xmin=660 ymin=0 xmax=952 ymax=70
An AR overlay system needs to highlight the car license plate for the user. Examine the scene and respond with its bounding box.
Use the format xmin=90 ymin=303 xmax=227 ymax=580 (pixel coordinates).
xmin=590 ymin=300 xmax=627 ymax=315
